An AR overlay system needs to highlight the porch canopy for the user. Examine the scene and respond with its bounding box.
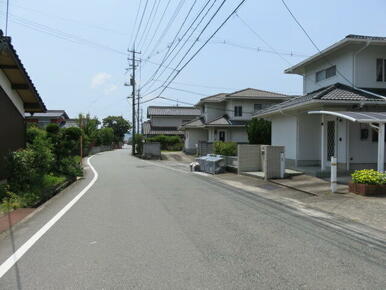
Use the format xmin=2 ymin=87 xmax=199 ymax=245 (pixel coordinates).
xmin=308 ymin=111 xmax=386 ymax=172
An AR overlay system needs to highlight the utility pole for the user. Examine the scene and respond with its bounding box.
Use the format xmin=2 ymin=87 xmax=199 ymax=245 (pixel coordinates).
xmin=127 ymin=46 xmax=141 ymax=156
xmin=137 ymin=87 xmax=140 ymax=135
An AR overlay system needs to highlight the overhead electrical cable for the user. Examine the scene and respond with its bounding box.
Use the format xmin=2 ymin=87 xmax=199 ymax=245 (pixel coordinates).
xmin=141 ymin=0 xmax=248 ymax=104
xmin=133 ymin=0 xmax=149 ymax=47
xmin=140 ymin=0 xmax=215 ymax=92
xmin=279 ymin=0 xmax=354 ymax=86
xmin=146 ymin=0 xmax=187 ymax=59
xmin=138 ymin=0 xmax=161 ymax=51
xmin=141 ymin=0 xmax=230 ymax=98
xmin=130 ymin=0 xmax=143 ymax=44
xmin=137 ymin=0 xmax=159 ymax=49
xmin=141 ymin=0 xmax=172 ymax=56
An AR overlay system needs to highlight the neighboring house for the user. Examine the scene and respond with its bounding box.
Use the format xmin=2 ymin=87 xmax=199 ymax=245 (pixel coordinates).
xmin=142 ymin=106 xmax=201 ymax=137
xmin=254 ymin=34 xmax=386 ymax=174
xmin=62 ymin=118 xmax=79 ymax=128
xmin=0 ymin=31 xmax=46 ymax=179
xmin=181 ymin=88 xmax=291 ymax=154
xmin=25 ymin=110 xmax=69 ymax=128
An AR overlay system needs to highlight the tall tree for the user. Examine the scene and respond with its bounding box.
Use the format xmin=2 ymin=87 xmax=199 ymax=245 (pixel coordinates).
xmin=246 ymin=118 xmax=271 ymax=145
xmin=102 ymin=116 xmax=131 ymax=143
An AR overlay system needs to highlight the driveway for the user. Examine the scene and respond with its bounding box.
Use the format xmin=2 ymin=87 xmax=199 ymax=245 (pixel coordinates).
xmin=0 ymin=149 xmax=385 ymax=289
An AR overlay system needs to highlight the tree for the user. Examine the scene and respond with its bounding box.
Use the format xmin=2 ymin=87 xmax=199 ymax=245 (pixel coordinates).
xmin=246 ymin=118 xmax=271 ymax=145
xmin=102 ymin=116 xmax=131 ymax=144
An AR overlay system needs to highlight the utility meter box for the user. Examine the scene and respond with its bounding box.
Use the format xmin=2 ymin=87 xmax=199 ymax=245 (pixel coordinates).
xmin=261 ymin=145 xmax=285 ymax=179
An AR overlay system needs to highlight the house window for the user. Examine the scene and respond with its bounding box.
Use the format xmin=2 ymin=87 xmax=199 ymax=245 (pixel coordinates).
xmin=254 ymin=104 xmax=262 ymax=112
xmin=315 ymin=65 xmax=336 ymax=82
xmin=234 ymin=106 xmax=242 ymax=117
xmin=360 ymin=124 xmax=369 ymax=140
xmin=376 ymin=58 xmax=386 ymax=82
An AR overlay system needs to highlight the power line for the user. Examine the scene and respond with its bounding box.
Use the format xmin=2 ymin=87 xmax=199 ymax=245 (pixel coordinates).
xmin=280 ymin=0 xmax=354 ymax=87
xmin=138 ymin=0 xmax=161 ymax=51
xmin=142 ymin=0 xmax=227 ymax=96
xmin=130 ymin=0 xmax=143 ymax=44
xmin=142 ymin=0 xmax=248 ymax=104
xmin=5 ymin=0 xmax=9 ymax=35
xmin=133 ymin=0 xmax=149 ymax=47
xmin=147 ymin=0 xmax=187 ymax=58
xmin=235 ymin=13 xmax=291 ymax=65
xmin=140 ymin=0 xmax=216 ymax=92
xmin=137 ymin=0 xmax=159 ymax=49
xmin=141 ymin=0 xmax=172 ymax=55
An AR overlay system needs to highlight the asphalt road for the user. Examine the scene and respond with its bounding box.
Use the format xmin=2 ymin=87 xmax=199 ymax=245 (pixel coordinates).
xmin=0 ymin=149 xmax=385 ymax=289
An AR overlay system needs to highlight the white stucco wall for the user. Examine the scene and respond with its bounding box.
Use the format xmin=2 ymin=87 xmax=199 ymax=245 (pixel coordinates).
xmin=204 ymin=103 xmax=225 ymax=122
xmin=271 ymin=115 xmax=297 ymax=160
xmin=0 ymin=69 xmax=24 ymax=116
xmin=151 ymin=116 xmax=196 ymax=127
xmin=303 ymin=46 xmax=354 ymax=94
xmin=356 ymin=45 xmax=386 ymax=89
xmin=297 ymin=114 xmax=321 ymax=161
xmin=184 ymin=129 xmax=208 ymax=151
xmin=229 ymin=127 xmax=249 ymax=143
xmin=225 ymin=99 xmax=279 ymax=121
xmin=348 ymin=122 xmax=386 ymax=164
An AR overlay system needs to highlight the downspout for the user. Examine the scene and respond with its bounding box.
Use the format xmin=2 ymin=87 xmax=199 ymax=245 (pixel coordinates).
xmin=353 ymin=41 xmax=371 ymax=88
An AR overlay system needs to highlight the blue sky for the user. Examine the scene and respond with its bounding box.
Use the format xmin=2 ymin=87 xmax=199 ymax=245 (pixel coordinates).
xmin=1 ymin=0 xmax=386 ymax=122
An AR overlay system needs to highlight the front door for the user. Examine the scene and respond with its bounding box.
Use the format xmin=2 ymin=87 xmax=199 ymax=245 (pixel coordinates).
xmin=219 ymin=130 xmax=225 ymax=142
xmin=326 ymin=120 xmax=336 ymax=165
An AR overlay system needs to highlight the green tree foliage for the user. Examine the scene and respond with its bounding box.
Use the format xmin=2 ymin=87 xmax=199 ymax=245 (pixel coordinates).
xmin=134 ymin=134 xmax=144 ymax=155
xmin=246 ymin=118 xmax=272 ymax=145
xmin=102 ymin=116 xmax=131 ymax=143
xmin=146 ymin=135 xmax=183 ymax=151
xmin=95 ymin=127 xmax=114 ymax=146
xmin=213 ymin=141 xmax=237 ymax=156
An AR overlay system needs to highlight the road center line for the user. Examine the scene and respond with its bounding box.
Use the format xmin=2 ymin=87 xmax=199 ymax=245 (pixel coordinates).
xmin=0 ymin=155 xmax=99 ymax=279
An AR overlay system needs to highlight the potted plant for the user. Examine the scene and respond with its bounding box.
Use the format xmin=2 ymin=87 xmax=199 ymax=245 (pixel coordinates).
xmin=349 ymin=169 xmax=386 ymax=196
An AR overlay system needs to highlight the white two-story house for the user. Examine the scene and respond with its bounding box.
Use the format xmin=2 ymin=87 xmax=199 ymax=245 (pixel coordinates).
xmin=181 ymin=88 xmax=290 ymax=154
xmin=254 ymin=34 xmax=386 ymax=174
xmin=142 ymin=106 xmax=201 ymax=137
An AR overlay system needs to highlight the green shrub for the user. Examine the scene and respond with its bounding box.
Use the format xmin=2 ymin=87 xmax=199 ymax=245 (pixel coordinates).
xmin=26 ymin=126 xmax=46 ymax=144
xmin=58 ymin=156 xmax=83 ymax=178
xmin=96 ymin=127 xmax=114 ymax=146
xmin=146 ymin=135 xmax=182 ymax=151
xmin=5 ymin=149 xmax=39 ymax=193
xmin=46 ymin=123 xmax=60 ymax=135
xmin=246 ymin=118 xmax=271 ymax=145
xmin=213 ymin=141 xmax=237 ymax=156
xmin=27 ymin=132 xmax=55 ymax=174
xmin=351 ymin=169 xmax=386 ymax=185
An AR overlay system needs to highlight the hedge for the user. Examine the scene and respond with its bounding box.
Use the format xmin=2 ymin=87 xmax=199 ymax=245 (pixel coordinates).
xmin=213 ymin=141 xmax=237 ymax=156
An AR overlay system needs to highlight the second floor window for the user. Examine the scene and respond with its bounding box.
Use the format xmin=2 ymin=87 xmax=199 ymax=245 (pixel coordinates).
xmin=254 ymin=104 xmax=262 ymax=111
xmin=234 ymin=106 xmax=242 ymax=117
xmin=316 ymin=65 xmax=336 ymax=82
xmin=376 ymin=58 xmax=386 ymax=82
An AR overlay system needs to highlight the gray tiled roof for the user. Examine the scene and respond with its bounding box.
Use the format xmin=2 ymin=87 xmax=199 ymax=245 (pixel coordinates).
xmin=147 ymin=106 xmax=201 ymax=117
xmin=180 ymin=117 xmax=205 ymax=129
xmin=254 ymin=83 xmax=386 ymax=117
xmin=346 ymin=34 xmax=386 ymax=41
xmin=226 ymin=88 xmax=289 ymax=99
xmin=25 ymin=110 xmax=69 ymax=119
xmin=205 ymin=115 xmax=247 ymax=127
xmin=142 ymin=121 xmax=183 ymax=136
xmin=197 ymin=93 xmax=227 ymax=104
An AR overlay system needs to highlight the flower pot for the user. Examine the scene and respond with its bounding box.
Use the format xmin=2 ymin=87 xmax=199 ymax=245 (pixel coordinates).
xmin=348 ymin=182 xmax=386 ymax=196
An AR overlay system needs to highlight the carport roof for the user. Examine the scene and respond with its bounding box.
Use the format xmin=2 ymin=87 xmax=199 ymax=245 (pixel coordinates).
xmin=308 ymin=111 xmax=386 ymax=123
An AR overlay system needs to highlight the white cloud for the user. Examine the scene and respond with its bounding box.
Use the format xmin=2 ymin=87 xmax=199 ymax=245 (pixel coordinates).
xmin=104 ymin=84 xmax=118 ymax=95
xmin=91 ymin=72 xmax=111 ymax=88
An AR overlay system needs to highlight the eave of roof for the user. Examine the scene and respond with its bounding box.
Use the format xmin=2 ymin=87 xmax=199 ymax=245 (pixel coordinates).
xmin=253 ymin=83 xmax=386 ymax=118
xmin=285 ymin=34 xmax=386 ymax=75
xmin=0 ymin=31 xmax=46 ymax=112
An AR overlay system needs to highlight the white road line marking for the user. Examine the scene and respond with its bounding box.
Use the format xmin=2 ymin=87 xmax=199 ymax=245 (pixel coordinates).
xmin=0 ymin=155 xmax=99 ymax=279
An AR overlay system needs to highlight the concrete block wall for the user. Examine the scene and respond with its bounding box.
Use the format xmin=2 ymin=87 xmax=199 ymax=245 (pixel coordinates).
xmin=143 ymin=142 xmax=161 ymax=158
xmin=238 ymin=144 xmax=262 ymax=174
xmin=262 ymin=145 xmax=285 ymax=179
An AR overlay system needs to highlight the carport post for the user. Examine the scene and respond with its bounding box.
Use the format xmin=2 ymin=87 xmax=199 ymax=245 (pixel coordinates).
xmin=378 ymin=123 xmax=385 ymax=172
xmin=321 ymin=115 xmax=326 ymax=171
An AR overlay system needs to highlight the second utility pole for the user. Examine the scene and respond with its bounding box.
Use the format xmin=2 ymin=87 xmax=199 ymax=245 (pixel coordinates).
xmin=128 ymin=46 xmax=141 ymax=156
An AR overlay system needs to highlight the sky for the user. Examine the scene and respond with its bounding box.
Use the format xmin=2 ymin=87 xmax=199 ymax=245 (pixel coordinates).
xmin=1 ymin=0 xmax=386 ymax=123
